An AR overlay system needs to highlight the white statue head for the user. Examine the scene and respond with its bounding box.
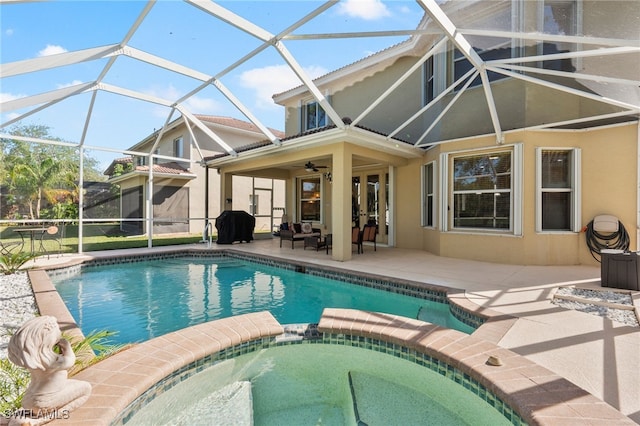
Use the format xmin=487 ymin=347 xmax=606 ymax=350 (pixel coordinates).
xmin=8 ymin=315 xmax=63 ymax=371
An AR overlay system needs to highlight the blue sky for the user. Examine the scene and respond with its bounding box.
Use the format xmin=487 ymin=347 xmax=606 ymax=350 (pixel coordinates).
xmin=1 ymin=1 xmax=425 ymax=169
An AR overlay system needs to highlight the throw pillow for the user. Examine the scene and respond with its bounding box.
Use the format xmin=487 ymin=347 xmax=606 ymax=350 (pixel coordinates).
xmin=293 ymin=223 xmax=302 ymax=234
xmin=301 ymin=223 xmax=313 ymax=234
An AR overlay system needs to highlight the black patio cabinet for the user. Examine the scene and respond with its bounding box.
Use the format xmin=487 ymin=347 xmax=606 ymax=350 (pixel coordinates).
xmin=601 ymin=249 xmax=640 ymax=291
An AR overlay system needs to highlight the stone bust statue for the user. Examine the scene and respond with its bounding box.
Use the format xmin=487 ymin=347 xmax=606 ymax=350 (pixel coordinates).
xmin=7 ymin=316 xmax=91 ymax=425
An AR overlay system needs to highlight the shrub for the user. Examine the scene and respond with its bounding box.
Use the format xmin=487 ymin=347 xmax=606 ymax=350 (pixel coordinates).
xmin=0 ymin=252 xmax=37 ymax=275
xmin=0 ymin=358 xmax=29 ymax=415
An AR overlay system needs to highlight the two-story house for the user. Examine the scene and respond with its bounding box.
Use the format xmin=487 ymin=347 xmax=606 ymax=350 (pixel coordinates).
xmin=205 ymin=0 xmax=639 ymax=265
xmin=105 ymin=115 xmax=285 ymax=236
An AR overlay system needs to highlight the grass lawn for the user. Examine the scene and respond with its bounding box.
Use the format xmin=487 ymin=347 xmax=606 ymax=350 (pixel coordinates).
xmin=1 ymin=224 xmax=208 ymax=254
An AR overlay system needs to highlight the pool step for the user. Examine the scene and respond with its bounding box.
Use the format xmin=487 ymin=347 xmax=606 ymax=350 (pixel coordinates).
xmin=348 ymin=371 xmax=467 ymax=425
xmin=177 ymin=381 xmax=253 ymax=425
xmin=348 ymin=371 xmax=369 ymax=426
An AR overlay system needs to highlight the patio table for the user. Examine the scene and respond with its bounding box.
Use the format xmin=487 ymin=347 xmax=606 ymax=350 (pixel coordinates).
xmin=14 ymin=227 xmax=48 ymax=254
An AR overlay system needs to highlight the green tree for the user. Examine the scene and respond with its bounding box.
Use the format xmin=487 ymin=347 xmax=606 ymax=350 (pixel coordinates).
xmin=1 ymin=124 xmax=105 ymax=220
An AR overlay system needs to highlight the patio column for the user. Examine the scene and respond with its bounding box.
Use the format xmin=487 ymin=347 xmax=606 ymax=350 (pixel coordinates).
xmin=220 ymin=170 xmax=233 ymax=212
xmin=331 ymin=143 xmax=353 ymax=261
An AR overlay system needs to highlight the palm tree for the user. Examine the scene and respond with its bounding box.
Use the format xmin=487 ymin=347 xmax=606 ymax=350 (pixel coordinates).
xmin=11 ymin=156 xmax=62 ymax=219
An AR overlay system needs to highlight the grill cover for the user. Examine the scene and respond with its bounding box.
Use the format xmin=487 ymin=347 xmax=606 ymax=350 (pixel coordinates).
xmin=215 ymin=210 xmax=255 ymax=244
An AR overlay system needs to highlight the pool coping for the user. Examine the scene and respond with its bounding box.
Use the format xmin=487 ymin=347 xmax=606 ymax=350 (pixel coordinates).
xmin=7 ymin=249 xmax=634 ymax=425
xmin=32 ymin=309 xmax=632 ymax=426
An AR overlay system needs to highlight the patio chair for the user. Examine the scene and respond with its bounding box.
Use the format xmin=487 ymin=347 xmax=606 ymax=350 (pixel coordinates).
xmin=352 ymin=226 xmax=363 ymax=254
xmin=0 ymin=238 xmax=23 ymax=256
xmin=361 ymin=224 xmax=377 ymax=252
xmin=39 ymin=225 xmax=62 ymax=258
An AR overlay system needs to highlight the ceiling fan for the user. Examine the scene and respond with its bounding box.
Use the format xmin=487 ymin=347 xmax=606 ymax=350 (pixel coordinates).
xmin=302 ymin=161 xmax=329 ymax=172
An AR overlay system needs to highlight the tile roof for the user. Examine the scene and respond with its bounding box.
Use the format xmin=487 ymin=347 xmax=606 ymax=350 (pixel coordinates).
xmin=105 ymin=158 xmax=193 ymax=178
xmin=135 ymin=161 xmax=191 ymax=175
xmin=194 ymin=115 xmax=285 ymax=139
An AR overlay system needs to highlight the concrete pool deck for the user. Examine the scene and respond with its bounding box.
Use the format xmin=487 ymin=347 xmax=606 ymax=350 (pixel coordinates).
xmin=17 ymin=240 xmax=640 ymax=424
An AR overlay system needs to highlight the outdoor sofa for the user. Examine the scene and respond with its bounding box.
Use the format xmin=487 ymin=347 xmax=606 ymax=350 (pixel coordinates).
xmin=279 ymin=222 xmax=321 ymax=248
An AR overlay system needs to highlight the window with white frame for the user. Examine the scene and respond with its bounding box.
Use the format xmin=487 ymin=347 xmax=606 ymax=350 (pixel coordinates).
xmin=173 ymin=137 xmax=183 ymax=158
xmin=538 ymin=0 xmax=581 ymax=71
xmin=536 ymin=148 xmax=580 ymax=232
xmin=422 ymin=162 xmax=436 ymax=227
xmin=299 ymin=177 xmax=321 ymax=222
xmin=303 ymin=101 xmax=326 ymax=131
xmin=423 ymin=56 xmax=435 ymax=105
xmin=452 ymin=151 xmax=512 ymax=230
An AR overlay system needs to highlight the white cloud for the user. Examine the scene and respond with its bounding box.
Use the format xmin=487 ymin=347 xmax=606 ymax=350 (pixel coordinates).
xmin=0 ymin=92 xmax=22 ymax=103
xmin=56 ymin=80 xmax=84 ymax=89
xmin=5 ymin=112 xmax=22 ymax=121
xmin=184 ymin=96 xmax=222 ymax=114
xmin=0 ymin=93 xmax=27 ymax=123
xmin=144 ymin=84 xmax=222 ymax=117
xmin=38 ymin=44 xmax=68 ymax=57
xmin=5 ymin=29 xmax=14 ymax=37
xmin=336 ymin=0 xmax=391 ymax=20
xmin=239 ymin=64 xmax=328 ymax=109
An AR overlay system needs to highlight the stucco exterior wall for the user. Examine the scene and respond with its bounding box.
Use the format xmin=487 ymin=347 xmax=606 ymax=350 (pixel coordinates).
xmin=408 ymin=124 xmax=638 ymax=266
xmin=269 ymin=1 xmax=639 ymax=265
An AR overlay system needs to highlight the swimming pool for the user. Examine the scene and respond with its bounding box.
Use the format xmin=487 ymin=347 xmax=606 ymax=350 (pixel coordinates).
xmin=125 ymin=343 xmax=513 ymax=425
xmin=51 ymin=255 xmax=475 ymax=345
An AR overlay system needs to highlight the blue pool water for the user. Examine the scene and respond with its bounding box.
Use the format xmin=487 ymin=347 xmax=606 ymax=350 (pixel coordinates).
xmin=52 ymin=257 xmax=474 ymax=345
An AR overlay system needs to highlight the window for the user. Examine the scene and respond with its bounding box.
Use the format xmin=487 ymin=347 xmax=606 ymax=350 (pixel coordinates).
xmin=249 ymin=194 xmax=259 ymax=215
xmin=537 ymin=0 xmax=580 ymax=71
xmin=452 ymin=151 xmax=512 ymax=230
xmin=299 ymin=177 xmax=321 ymax=221
xmin=537 ymin=148 xmax=580 ymax=232
xmin=453 ymin=44 xmax=511 ymax=89
xmin=304 ymin=101 xmax=326 ymax=131
xmin=423 ymin=56 xmax=435 ymax=104
xmin=173 ymin=137 xmax=183 ymax=158
xmin=543 ymin=1 xmax=577 ymax=36
xmin=422 ymin=162 xmax=436 ymax=227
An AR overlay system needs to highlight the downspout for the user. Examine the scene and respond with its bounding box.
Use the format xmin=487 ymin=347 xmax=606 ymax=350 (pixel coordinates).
xmin=78 ymin=147 xmax=85 ymax=254
xmin=147 ymin=153 xmax=154 ymax=248
xmin=637 ymin=120 xmax=640 ymax=251
xmin=205 ymin=164 xmax=209 ymax=235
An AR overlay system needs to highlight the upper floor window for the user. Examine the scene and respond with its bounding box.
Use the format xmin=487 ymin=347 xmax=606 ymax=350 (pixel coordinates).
xmin=424 ymin=56 xmax=435 ymax=104
xmin=536 ymin=148 xmax=581 ymax=232
xmin=543 ymin=0 xmax=577 ymax=36
xmin=453 ymin=44 xmax=511 ymax=90
xmin=173 ymin=137 xmax=183 ymax=158
xmin=299 ymin=177 xmax=321 ymax=222
xmin=422 ymin=162 xmax=436 ymax=227
xmin=304 ymin=101 xmax=326 ymax=131
xmin=537 ymin=1 xmax=580 ymax=71
xmin=452 ymin=151 xmax=512 ymax=230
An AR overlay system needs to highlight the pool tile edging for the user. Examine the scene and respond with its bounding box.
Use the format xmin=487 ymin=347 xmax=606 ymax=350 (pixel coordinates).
xmin=317 ymin=308 xmax=635 ymax=426
xmin=43 ymin=248 xmax=496 ymax=331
